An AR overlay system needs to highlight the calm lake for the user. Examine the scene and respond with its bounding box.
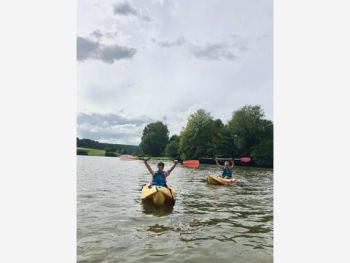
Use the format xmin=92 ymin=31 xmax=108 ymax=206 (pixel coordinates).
xmin=77 ymin=156 xmax=273 ymax=263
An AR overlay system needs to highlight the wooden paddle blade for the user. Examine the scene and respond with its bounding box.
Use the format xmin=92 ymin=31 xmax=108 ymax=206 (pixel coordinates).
xmin=239 ymin=157 xmax=252 ymax=163
xmin=120 ymin=154 xmax=139 ymax=161
xmin=183 ymin=160 xmax=200 ymax=168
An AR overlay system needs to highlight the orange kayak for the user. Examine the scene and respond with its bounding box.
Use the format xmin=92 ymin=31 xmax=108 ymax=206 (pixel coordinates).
xmin=207 ymin=174 xmax=237 ymax=185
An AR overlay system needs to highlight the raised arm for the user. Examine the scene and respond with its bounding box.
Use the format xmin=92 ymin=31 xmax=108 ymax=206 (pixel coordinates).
xmin=167 ymin=160 xmax=178 ymax=175
xmin=215 ymin=158 xmax=224 ymax=169
xmin=230 ymin=158 xmax=235 ymax=170
xmin=143 ymin=158 xmax=154 ymax=175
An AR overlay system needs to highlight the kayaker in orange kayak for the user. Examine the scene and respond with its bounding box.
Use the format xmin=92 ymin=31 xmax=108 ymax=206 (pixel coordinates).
xmin=215 ymin=157 xmax=235 ymax=179
xmin=143 ymin=158 xmax=178 ymax=187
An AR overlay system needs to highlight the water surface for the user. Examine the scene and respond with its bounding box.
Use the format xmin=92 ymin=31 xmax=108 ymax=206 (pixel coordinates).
xmin=77 ymin=156 xmax=273 ymax=263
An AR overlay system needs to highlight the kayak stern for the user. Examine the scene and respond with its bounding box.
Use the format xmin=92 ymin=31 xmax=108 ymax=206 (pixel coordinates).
xmin=207 ymin=174 xmax=237 ymax=185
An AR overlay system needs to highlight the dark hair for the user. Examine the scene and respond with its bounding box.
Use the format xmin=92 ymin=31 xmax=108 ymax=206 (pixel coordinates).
xmin=157 ymin=162 xmax=165 ymax=167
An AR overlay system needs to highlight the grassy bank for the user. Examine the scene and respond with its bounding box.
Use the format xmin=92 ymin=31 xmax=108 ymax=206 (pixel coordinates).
xmin=77 ymin=147 xmax=105 ymax=156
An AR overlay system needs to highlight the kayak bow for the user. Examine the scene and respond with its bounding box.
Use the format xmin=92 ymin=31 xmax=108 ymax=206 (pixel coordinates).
xmin=207 ymin=174 xmax=237 ymax=185
xmin=141 ymin=185 xmax=176 ymax=206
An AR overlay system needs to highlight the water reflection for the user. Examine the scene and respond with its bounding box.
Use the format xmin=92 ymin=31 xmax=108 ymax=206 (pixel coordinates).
xmin=147 ymin=224 xmax=175 ymax=233
xmin=141 ymin=202 xmax=174 ymax=216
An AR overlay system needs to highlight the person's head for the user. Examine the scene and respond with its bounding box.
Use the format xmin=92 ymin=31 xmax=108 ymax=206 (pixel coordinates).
xmin=157 ymin=162 xmax=165 ymax=171
xmin=224 ymin=161 xmax=231 ymax=167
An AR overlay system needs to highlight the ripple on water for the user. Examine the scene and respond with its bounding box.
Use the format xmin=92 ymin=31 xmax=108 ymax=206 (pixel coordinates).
xmin=77 ymin=156 xmax=273 ymax=263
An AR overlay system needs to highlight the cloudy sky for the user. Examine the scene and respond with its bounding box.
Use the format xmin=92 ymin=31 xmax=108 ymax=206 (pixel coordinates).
xmin=77 ymin=0 xmax=273 ymax=145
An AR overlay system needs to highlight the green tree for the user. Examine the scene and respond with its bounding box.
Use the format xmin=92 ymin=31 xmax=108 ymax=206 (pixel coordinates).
xmin=77 ymin=149 xmax=88 ymax=155
xmin=105 ymin=151 xmax=117 ymax=157
xmin=214 ymin=125 xmax=238 ymax=157
xmin=140 ymin=121 xmax=169 ymax=156
xmin=227 ymin=105 xmax=266 ymax=156
xmin=211 ymin=119 xmax=227 ymax=157
xmin=179 ymin=109 xmax=216 ymax=159
xmin=105 ymin=146 xmax=115 ymax=153
xmin=251 ymin=138 xmax=273 ymax=167
xmin=164 ymin=135 xmax=181 ymax=159
xmin=251 ymin=121 xmax=273 ymax=167
xmin=226 ymin=105 xmax=273 ymax=166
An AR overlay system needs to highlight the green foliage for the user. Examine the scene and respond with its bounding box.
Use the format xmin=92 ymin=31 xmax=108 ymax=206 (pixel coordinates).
xmin=77 ymin=147 xmax=105 ymax=156
xmin=105 ymin=151 xmax=117 ymax=157
xmin=161 ymin=105 xmax=273 ymax=167
xmin=149 ymin=156 xmax=172 ymax=160
xmin=105 ymin=147 xmax=115 ymax=153
xmin=78 ymin=104 xmax=273 ymax=167
xmin=213 ymin=125 xmax=238 ymax=157
xmin=77 ymin=149 xmax=88 ymax=155
xmin=251 ymin=138 xmax=273 ymax=167
xmin=224 ymin=105 xmax=273 ymax=166
xmin=179 ymin=109 xmax=217 ymax=159
xmin=77 ymin=138 xmax=138 ymax=155
xmin=228 ymin=105 xmax=268 ymax=156
xmin=164 ymin=135 xmax=181 ymax=159
xmin=140 ymin=121 xmax=169 ymax=156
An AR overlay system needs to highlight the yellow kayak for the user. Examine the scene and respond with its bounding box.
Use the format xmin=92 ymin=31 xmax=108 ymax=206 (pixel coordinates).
xmin=207 ymin=174 xmax=237 ymax=185
xmin=141 ymin=185 xmax=176 ymax=206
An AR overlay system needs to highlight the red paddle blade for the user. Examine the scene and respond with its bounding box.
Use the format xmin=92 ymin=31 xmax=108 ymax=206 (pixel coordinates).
xmin=183 ymin=160 xmax=200 ymax=168
xmin=120 ymin=154 xmax=139 ymax=161
xmin=239 ymin=157 xmax=252 ymax=163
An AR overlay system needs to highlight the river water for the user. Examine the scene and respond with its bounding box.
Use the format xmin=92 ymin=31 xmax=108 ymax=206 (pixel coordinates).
xmin=77 ymin=156 xmax=273 ymax=263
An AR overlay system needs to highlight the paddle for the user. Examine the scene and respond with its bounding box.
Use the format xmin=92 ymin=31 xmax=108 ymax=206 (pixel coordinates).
xmin=119 ymin=154 xmax=141 ymax=161
xmin=182 ymin=160 xmax=200 ymax=169
xmin=120 ymin=155 xmax=200 ymax=168
xmin=237 ymin=157 xmax=252 ymax=163
xmin=215 ymin=157 xmax=252 ymax=163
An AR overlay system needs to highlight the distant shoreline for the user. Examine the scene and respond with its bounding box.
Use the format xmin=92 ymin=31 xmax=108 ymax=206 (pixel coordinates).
xmin=76 ymin=148 xmax=272 ymax=168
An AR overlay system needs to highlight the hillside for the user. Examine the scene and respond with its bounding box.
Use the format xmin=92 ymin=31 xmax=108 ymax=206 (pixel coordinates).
xmin=77 ymin=138 xmax=139 ymax=155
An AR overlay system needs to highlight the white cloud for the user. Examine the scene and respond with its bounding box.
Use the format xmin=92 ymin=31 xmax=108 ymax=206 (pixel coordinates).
xmin=77 ymin=36 xmax=136 ymax=63
xmin=113 ymin=0 xmax=151 ymax=21
xmin=77 ymin=112 xmax=153 ymax=144
xmin=77 ymin=0 xmax=273 ymax=144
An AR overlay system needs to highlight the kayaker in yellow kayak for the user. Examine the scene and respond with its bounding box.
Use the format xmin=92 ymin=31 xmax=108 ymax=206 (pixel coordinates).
xmin=143 ymin=158 xmax=178 ymax=187
xmin=215 ymin=157 xmax=235 ymax=179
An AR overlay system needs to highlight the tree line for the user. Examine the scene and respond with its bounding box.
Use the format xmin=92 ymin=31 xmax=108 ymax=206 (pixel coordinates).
xmin=77 ymin=138 xmax=139 ymax=156
xmin=139 ymin=105 xmax=273 ymax=167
